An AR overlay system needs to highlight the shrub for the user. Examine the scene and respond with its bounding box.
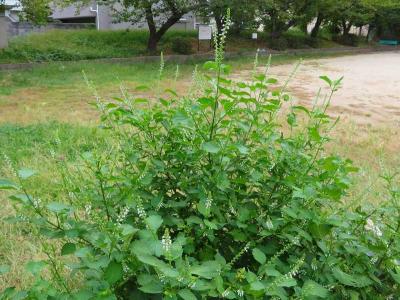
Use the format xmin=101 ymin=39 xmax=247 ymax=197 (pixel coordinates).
xmin=268 ymin=37 xmax=288 ymax=50
xmin=171 ymin=36 xmax=193 ymax=55
xmin=306 ymin=37 xmax=321 ymax=48
xmin=1 ymin=19 xmax=400 ymax=300
xmin=283 ymin=31 xmax=309 ymax=49
xmin=333 ymin=34 xmax=360 ymax=47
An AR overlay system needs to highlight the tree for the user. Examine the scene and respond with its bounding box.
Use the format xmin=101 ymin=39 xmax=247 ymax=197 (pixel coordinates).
xmin=18 ymin=0 xmax=52 ymax=25
xmin=308 ymin=0 xmax=337 ymax=38
xmin=258 ymin=0 xmax=313 ymax=38
xmin=60 ymin=0 xmax=200 ymax=53
xmin=197 ymin=0 xmax=258 ymax=35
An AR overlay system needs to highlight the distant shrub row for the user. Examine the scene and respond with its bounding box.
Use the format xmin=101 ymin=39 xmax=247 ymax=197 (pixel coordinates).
xmin=0 ymin=27 xmax=365 ymax=64
xmin=0 ymin=29 xmax=197 ymax=63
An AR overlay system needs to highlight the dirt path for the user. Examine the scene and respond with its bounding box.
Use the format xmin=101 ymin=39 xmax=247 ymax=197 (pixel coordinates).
xmin=235 ymin=51 xmax=400 ymax=125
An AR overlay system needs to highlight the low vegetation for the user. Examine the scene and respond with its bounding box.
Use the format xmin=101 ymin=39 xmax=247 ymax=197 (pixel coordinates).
xmin=0 ymin=26 xmax=369 ymax=65
xmin=0 ymin=24 xmax=399 ymax=299
xmin=0 ymin=30 xmax=198 ymax=64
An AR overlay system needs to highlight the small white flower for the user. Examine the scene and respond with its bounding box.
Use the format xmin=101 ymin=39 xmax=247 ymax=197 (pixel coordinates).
xmin=32 ymin=198 xmax=41 ymax=208
xmin=205 ymin=193 xmax=213 ymax=210
xmin=266 ymin=216 xmax=274 ymax=230
xmin=117 ymin=206 xmax=130 ymax=224
xmin=222 ymin=289 xmax=230 ymax=298
xmin=162 ymin=228 xmax=172 ymax=253
xmin=188 ymin=281 xmax=196 ymax=289
xmin=137 ymin=202 xmax=147 ymax=219
xmin=364 ymin=218 xmax=383 ymax=237
xmin=158 ymin=273 xmax=166 ymax=284
xmin=230 ymin=205 xmax=237 ymax=216
xmin=85 ymin=204 xmax=92 ymax=216
xmin=311 ymin=258 xmax=318 ymax=271
xmin=123 ymin=265 xmax=130 ymax=273
xmin=237 ymin=289 xmax=244 ymax=297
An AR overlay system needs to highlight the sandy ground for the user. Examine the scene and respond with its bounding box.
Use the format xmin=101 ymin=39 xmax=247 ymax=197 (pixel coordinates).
xmin=236 ymin=51 xmax=400 ymax=125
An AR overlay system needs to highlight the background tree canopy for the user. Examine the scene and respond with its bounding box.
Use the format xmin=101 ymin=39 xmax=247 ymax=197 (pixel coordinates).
xmin=17 ymin=0 xmax=400 ymax=51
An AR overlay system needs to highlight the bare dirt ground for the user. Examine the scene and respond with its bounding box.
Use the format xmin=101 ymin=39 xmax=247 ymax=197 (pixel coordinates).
xmin=236 ymin=51 xmax=400 ymax=125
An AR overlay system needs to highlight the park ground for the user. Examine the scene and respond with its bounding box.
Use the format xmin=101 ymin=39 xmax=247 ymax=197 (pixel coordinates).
xmin=0 ymin=51 xmax=399 ymax=289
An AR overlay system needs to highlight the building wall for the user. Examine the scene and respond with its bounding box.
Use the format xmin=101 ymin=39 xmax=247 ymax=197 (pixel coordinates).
xmin=0 ymin=11 xmax=94 ymax=48
xmin=11 ymin=22 xmax=94 ymax=36
xmin=52 ymin=3 xmax=196 ymax=31
xmin=0 ymin=16 xmax=10 ymax=48
xmin=51 ymin=2 xmax=97 ymax=21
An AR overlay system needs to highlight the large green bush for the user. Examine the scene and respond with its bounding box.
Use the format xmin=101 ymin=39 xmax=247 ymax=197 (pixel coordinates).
xmin=1 ymin=18 xmax=400 ymax=300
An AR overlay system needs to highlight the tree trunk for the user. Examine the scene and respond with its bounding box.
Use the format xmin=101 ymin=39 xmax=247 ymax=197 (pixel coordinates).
xmin=144 ymin=3 xmax=184 ymax=53
xmin=214 ymin=13 xmax=224 ymax=35
xmin=366 ymin=24 xmax=374 ymax=42
xmin=147 ymin=32 xmax=160 ymax=53
xmin=342 ymin=20 xmax=352 ymax=36
xmin=311 ymin=14 xmax=323 ymax=38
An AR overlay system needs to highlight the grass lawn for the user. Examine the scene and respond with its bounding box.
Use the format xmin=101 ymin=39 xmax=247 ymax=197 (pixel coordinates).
xmin=0 ymin=51 xmax=398 ymax=290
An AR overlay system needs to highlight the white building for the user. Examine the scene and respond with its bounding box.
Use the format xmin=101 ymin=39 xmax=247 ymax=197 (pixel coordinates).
xmin=51 ymin=2 xmax=196 ymax=31
xmin=3 ymin=0 xmax=22 ymax=22
xmin=2 ymin=0 xmax=196 ymax=31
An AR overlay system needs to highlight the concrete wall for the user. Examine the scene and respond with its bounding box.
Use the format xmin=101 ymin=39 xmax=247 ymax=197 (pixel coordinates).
xmin=0 ymin=16 xmax=10 ymax=48
xmin=2 ymin=17 xmax=94 ymax=41
xmin=7 ymin=22 xmax=94 ymax=37
xmin=51 ymin=2 xmax=97 ymax=21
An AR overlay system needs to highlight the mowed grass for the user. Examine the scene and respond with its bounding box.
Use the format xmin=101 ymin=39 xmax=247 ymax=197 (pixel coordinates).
xmin=0 ymin=53 xmax=399 ymax=290
xmin=0 ymin=51 xmax=363 ymax=124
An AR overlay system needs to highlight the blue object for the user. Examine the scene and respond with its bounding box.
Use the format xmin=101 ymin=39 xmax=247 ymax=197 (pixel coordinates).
xmin=379 ymin=40 xmax=398 ymax=45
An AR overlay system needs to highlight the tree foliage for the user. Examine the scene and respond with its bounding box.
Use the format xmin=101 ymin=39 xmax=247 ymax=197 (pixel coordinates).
xmin=15 ymin=0 xmax=400 ymax=51
xmin=18 ymin=0 xmax=51 ymax=25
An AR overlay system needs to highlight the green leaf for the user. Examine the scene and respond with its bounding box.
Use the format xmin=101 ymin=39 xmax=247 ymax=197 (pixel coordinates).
xmin=250 ymin=281 xmax=265 ymax=291
xmin=389 ymin=269 xmax=400 ymax=284
xmin=145 ymin=215 xmax=163 ymax=232
xmin=277 ymin=277 xmax=297 ymax=287
xmin=235 ymin=144 xmax=249 ymax=155
xmin=135 ymin=85 xmax=150 ymax=91
xmin=203 ymin=61 xmax=218 ymax=71
xmin=135 ymin=254 xmax=179 ymax=278
xmin=302 ymin=280 xmax=329 ymax=298
xmin=8 ymin=194 xmax=30 ymax=205
xmin=178 ymin=289 xmax=197 ymax=300
xmin=104 ymin=261 xmax=123 ymax=284
xmin=0 ymin=264 xmax=10 ymax=275
xmin=191 ymin=261 xmax=221 ymax=279
xmin=319 ymin=75 xmax=332 ymax=87
xmin=332 ymin=267 xmax=372 ymax=287
xmin=17 ymin=168 xmax=36 ymax=180
xmin=138 ymin=274 xmax=163 ymax=294
xmin=201 ymin=142 xmax=220 ymax=154
xmin=252 ymin=248 xmax=266 ymax=264
xmin=61 ymin=243 xmax=76 ymax=256
xmin=139 ymin=282 xmax=164 ymax=294
xmin=0 ymin=179 xmax=18 ymax=190
xmin=47 ymin=202 xmax=71 ymax=213
xmin=120 ymin=224 xmax=139 ymax=236
xmin=25 ymin=261 xmax=46 ymax=275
